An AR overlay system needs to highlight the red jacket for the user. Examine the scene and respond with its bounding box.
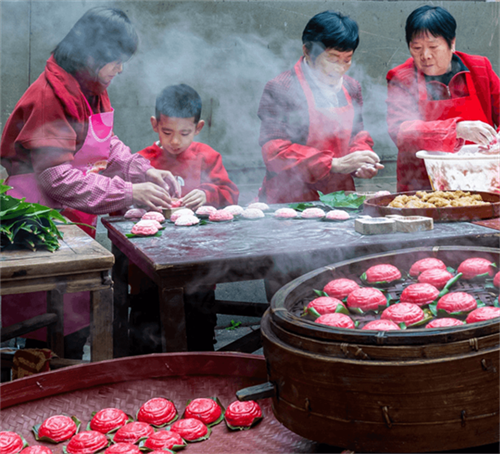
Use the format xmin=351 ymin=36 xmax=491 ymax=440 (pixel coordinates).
xmin=257 ymin=59 xmax=374 ymax=203
xmin=386 ymin=51 xmax=500 ymax=192
xmin=139 ymin=141 xmax=239 ymax=208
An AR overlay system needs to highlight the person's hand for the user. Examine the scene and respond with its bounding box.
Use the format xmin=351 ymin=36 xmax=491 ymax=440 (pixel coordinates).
xmin=354 ymin=162 xmax=384 ymax=179
xmin=456 ymin=121 xmax=497 ymax=147
xmin=331 ymin=150 xmax=381 ymax=175
xmin=145 ymin=168 xmax=181 ymax=197
xmin=181 ymin=189 xmax=207 ymax=210
xmin=132 ymin=182 xmax=172 ymax=211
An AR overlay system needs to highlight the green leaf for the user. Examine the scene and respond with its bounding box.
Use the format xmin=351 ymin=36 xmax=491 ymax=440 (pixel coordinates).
xmin=494 ymin=298 xmax=499 ymax=308
xmin=442 ymin=273 xmax=462 ymax=292
xmin=313 ymin=289 xmax=329 ymax=297
xmin=224 ymin=416 xmax=263 ymax=431
xmin=307 ymin=307 xmax=321 ymax=319
xmin=335 ymin=304 xmax=350 ymax=315
xmin=429 ymin=301 xmax=438 ymax=317
xmin=125 ymin=231 xmax=162 ymax=238
xmin=399 ymin=322 xmax=407 ymax=330
xmin=225 ymin=320 xmax=242 ymax=330
xmin=446 ymin=266 xmax=456 ymax=274
xmin=318 ymin=190 xmax=366 ymax=209
xmin=288 ymin=202 xmax=316 ymax=212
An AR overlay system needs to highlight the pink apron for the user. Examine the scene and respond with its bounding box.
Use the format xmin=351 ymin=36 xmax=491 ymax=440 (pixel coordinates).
xmin=3 ymin=103 xmax=114 ymax=341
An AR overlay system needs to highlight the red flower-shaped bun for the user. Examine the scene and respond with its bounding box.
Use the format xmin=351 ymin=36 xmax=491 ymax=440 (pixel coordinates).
xmin=141 ymin=212 xmax=165 ymax=223
xmin=347 ymin=287 xmax=386 ymax=311
xmin=137 ymin=398 xmax=177 ymax=426
xmin=466 ymin=306 xmax=500 ymax=324
xmin=170 ymin=209 xmax=194 ymax=222
xmin=113 ymin=422 xmax=154 ymax=444
xmin=437 ymin=292 xmax=477 ymax=314
xmin=400 ymin=283 xmax=439 ymax=306
xmin=494 ymin=272 xmax=500 ymax=288
xmin=38 ymin=415 xmax=77 ymax=442
xmin=65 ymin=431 xmax=108 ymax=454
xmin=20 ymin=448 xmax=52 ymax=454
xmin=225 ymin=401 xmax=262 ymax=428
xmin=306 ymin=297 xmax=345 ymax=316
xmin=124 ymin=208 xmax=147 ymax=219
xmin=362 ymin=319 xmax=401 ymax=331
xmin=184 ymin=398 xmax=222 ymax=425
xmin=426 ymin=318 xmax=464 ymax=329
xmin=457 ymin=258 xmax=495 ymax=279
xmin=143 ymin=431 xmax=185 ymax=450
xmin=104 ymin=443 xmax=140 ymax=454
xmin=0 ymin=432 xmax=24 ymax=454
xmin=169 ymin=418 xmax=207 ymax=441
xmin=381 ymin=303 xmax=424 ymax=326
xmin=315 ymin=313 xmax=355 ymax=329
xmin=418 ymin=268 xmax=454 ymax=289
xmin=323 ymin=278 xmax=359 ymax=300
xmin=301 ymin=208 xmax=325 ymax=219
xmin=90 ymin=408 xmax=128 ymax=434
xmin=409 ymin=258 xmax=447 ymax=277
xmin=364 ymin=264 xmax=401 ymax=283
xmin=209 ymin=210 xmax=234 ymax=222
xmin=131 ymin=223 xmax=158 ymax=236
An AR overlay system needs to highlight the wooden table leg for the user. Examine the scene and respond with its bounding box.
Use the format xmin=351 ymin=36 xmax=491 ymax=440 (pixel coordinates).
xmin=158 ymin=285 xmax=187 ymax=352
xmin=90 ymin=286 xmax=113 ymax=361
xmin=47 ymin=288 xmax=64 ymax=358
xmin=112 ymin=244 xmax=129 ymax=358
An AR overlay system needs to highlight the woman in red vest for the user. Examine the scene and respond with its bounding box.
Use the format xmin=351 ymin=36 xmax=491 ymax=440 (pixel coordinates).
xmin=386 ymin=5 xmax=499 ymax=192
xmin=257 ymin=10 xmax=383 ymax=204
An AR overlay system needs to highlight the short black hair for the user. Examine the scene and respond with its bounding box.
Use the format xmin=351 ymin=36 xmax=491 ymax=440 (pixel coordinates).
xmin=405 ymin=6 xmax=456 ymax=48
xmin=155 ymin=84 xmax=202 ymax=124
xmin=53 ymin=6 xmax=138 ymax=75
xmin=302 ymin=10 xmax=359 ymax=61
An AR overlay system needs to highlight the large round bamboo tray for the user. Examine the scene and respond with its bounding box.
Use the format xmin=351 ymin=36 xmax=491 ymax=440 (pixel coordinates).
xmin=261 ymin=246 xmax=500 ymax=453
xmin=0 ymin=352 xmax=344 ymax=453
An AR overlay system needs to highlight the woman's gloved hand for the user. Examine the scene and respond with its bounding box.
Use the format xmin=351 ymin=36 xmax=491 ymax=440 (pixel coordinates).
xmin=331 ymin=150 xmax=382 ymax=175
xmin=456 ymin=120 xmax=497 ymax=147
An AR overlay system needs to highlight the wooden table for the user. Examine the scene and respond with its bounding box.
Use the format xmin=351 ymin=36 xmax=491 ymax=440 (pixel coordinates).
xmin=1 ymin=224 xmax=115 ymax=362
xmin=102 ymin=212 xmax=500 ymax=356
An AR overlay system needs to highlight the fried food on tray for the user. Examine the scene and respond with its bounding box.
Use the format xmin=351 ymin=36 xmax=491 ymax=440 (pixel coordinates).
xmin=388 ymin=191 xmax=489 ymax=209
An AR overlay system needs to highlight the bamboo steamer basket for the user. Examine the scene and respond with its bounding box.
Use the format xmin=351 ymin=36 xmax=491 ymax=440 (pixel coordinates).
xmin=260 ymin=246 xmax=500 ymax=453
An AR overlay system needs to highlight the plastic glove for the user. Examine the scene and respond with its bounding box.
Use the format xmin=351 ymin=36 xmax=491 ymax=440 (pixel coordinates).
xmin=331 ymin=150 xmax=381 ymax=175
xmin=456 ymin=121 xmax=497 ymax=147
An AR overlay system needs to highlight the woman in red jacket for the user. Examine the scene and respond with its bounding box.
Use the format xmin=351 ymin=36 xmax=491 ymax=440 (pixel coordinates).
xmin=258 ymin=10 xmax=383 ymax=204
xmin=386 ymin=5 xmax=500 ymax=192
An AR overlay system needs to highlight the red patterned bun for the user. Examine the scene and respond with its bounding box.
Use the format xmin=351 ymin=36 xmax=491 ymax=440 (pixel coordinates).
xmin=113 ymin=422 xmax=154 ymax=444
xmin=20 ymin=448 xmax=52 ymax=454
xmin=466 ymin=306 xmax=500 ymax=324
xmin=104 ymin=443 xmax=140 ymax=454
xmin=426 ymin=318 xmax=464 ymax=329
xmin=247 ymin=202 xmax=270 ymax=211
xmin=418 ymin=268 xmax=454 ymax=289
xmin=225 ymin=401 xmax=262 ymax=428
xmin=274 ymin=208 xmax=298 ymax=219
xmin=169 ymin=419 xmax=207 ymax=441
xmin=409 ymin=258 xmax=446 ymax=277
xmin=131 ymin=222 xmax=158 ymax=236
xmin=457 ymin=258 xmax=495 ymax=279
xmin=65 ymin=431 xmax=108 ymax=454
xmin=0 ymin=432 xmax=25 ymax=454
xmin=223 ymin=205 xmax=244 ymax=216
xmin=90 ymin=408 xmax=128 ymax=434
xmin=137 ymin=398 xmax=177 ymax=426
xmin=347 ymin=287 xmax=386 ymax=311
xmin=324 ymin=209 xmax=350 ymax=221
xmin=315 ymin=313 xmax=355 ymax=329
xmin=323 ymin=278 xmax=359 ymax=300
xmin=437 ymin=292 xmax=477 ymax=314
xmin=306 ymin=297 xmax=346 ymax=316
xmin=400 ymin=283 xmax=439 ymax=306
xmin=170 ymin=209 xmax=194 ymax=222
xmin=141 ymin=212 xmax=165 ymax=223
xmin=301 ymin=208 xmax=325 ymax=219
xmin=364 ymin=264 xmax=401 ymax=283
xmin=195 ymin=206 xmax=217 ymax=217
xmin=124 ymin=208 xmax=147 ymax=219
xmin=142 ymin=431 xmax=185 ymax=451
xmin=184 ymin=398 xmax=222 ymax=425
xmin=170 ymin=199 xmax=182 ymax=208
xmin=209 ymin=210 xmax=234 ymax=222
xmin=381 ymin=303 xmax=424 ymax=325
xmin=494 ymin=272 xmax=500 ymax=288
xmin=362 ymin=320 xmax=401 ymax=331
xmin=38 ymin=415 xmax=77 ymax=442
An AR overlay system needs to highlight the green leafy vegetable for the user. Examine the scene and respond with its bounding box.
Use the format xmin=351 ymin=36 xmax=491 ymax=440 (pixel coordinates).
xmin=288 ymin=202 xmax=316 ymax=212
xmin=0 ymin=181 xmax=67 ymax=252
xmin=318 ymin=191 xmax=366 ymax=209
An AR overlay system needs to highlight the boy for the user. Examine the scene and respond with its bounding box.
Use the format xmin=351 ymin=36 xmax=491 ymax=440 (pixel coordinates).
xmin=130 ymin=84 xmax=239 ymax=354
xmin=139 ymin=84 xmax=239 ymax=209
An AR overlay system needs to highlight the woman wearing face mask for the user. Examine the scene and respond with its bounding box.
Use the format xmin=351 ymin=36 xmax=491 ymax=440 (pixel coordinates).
xmin=386 ymin=5 xmax=500 ymax=192
xmin=257 ymin=10 xmax=383 ymax=203
xmin=0 ymin=6 xmax=180 ymax=358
